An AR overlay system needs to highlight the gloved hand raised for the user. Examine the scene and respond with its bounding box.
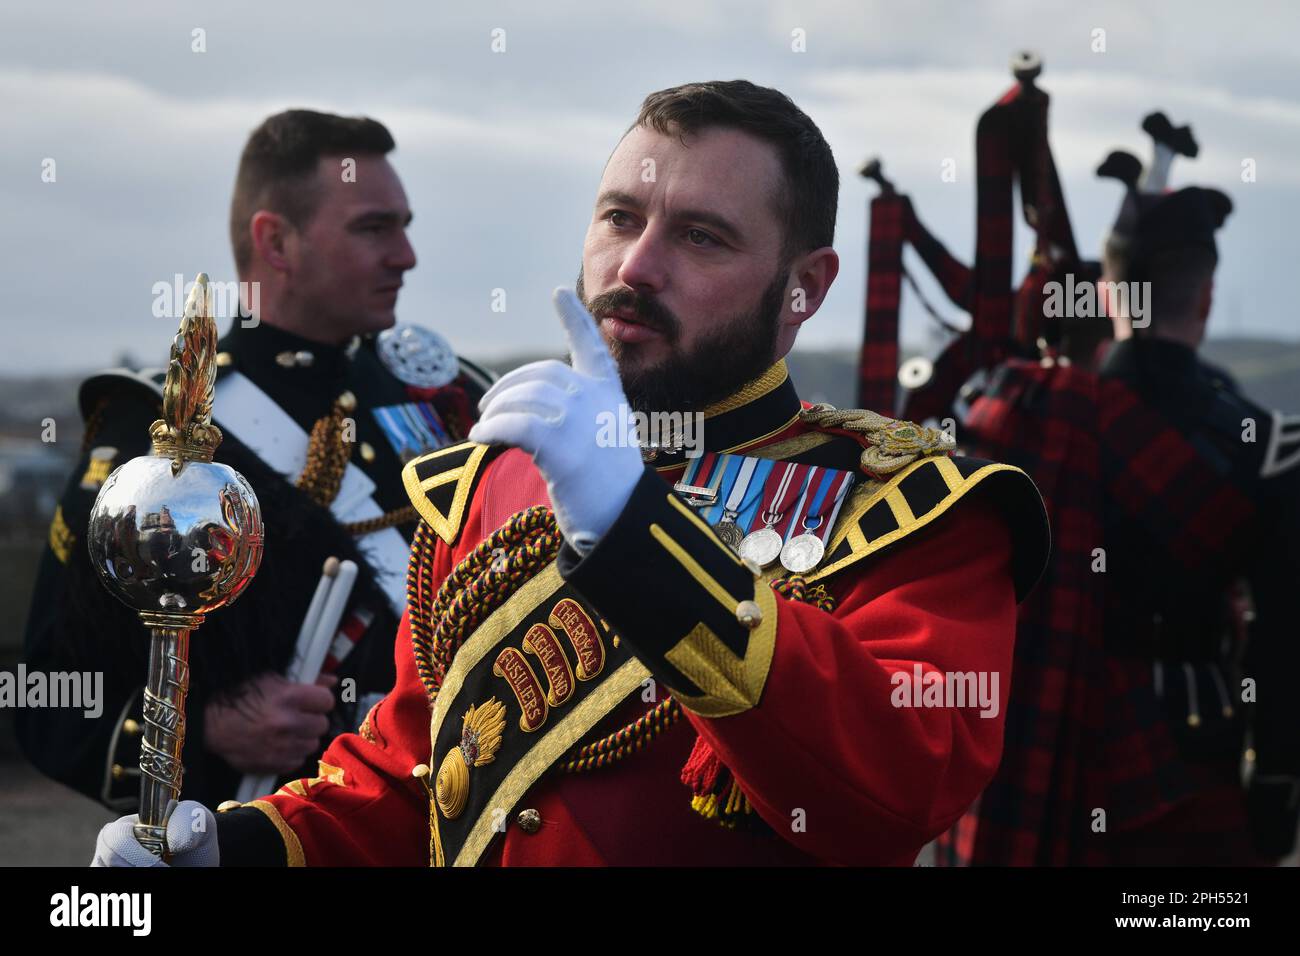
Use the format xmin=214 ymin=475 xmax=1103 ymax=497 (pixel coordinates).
xmin=469 ymin=288 xmax=645 ymax=554
xmin=90 ymin=800 xmax=219 ymax=867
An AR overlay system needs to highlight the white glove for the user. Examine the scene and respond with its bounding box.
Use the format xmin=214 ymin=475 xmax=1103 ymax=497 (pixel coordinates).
xmin=90 ymin=800 xmax=220 ymax=867
xmin=469 ymin=288 xmax=645 ymax=554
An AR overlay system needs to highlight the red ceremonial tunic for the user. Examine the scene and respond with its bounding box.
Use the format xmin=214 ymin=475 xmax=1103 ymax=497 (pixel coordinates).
xmin=214 ymin=363 xmax=1046 ymax=866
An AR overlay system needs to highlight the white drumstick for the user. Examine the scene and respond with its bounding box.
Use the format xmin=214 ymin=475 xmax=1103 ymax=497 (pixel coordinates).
xmin=295 ymin=560 xmax=358 ymax=684
xmin=288 ymin=558 xmax=340 ymax=679
xmin=235 ymin=557 xmax=347 ymax=804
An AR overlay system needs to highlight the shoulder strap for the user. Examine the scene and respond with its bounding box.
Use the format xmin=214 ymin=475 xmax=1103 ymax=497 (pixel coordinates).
xmin=402 ymin=441 xmax=497 ymax=544
xmin=808 ymin=454 xmax=1049 ymax=600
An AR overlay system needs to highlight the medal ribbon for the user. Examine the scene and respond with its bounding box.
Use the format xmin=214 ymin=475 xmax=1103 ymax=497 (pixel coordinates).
xmin=715 ymin=455 xmax=767 ymax=527
xmin=756 ymin=461 xmax=809 ymax=531
xmin=784 ymin=466 xmax=830 ymax=542
xmin=809 ymin=470 xmax=857 ymax=544
xmin=677 ymin=451 xmax=725 ymax=501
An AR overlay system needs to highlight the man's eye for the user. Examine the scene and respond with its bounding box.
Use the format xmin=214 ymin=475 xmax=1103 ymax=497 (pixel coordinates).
xmin=685 ymin=228 xmax=716 ymax=247
xmin=607 ymin=211 xmax=630 ymax=228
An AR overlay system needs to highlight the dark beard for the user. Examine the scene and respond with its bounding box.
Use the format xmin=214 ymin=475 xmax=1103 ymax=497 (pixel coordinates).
xmin=576 ymin=267 xmax=787 ymax=415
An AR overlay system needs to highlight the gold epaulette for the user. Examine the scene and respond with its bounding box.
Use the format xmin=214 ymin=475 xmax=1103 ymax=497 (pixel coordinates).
xmin=400 ymin=441 xmax=494 ymax=544
xmin=807 ymin=453 xmax=1049 ymax=600
xmin=798 ymin=403 xmax=956 ymax=475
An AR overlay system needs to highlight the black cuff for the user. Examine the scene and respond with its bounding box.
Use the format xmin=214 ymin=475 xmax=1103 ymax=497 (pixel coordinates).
xmin=559 ymin=466 xmax=775 ymax=718
xmin=216 ymin=806 xmax=289 ymax=867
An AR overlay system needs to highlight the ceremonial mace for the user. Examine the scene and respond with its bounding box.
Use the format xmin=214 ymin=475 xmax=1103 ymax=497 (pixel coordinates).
xmin=87 ymin=274 xmax=264 ymax=857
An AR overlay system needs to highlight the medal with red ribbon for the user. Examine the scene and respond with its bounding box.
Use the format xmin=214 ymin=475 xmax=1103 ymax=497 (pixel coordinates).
xmin=738 ymin=461 xmax=810 ymax=568
xmin=778 ymin=466 xmax=856 ymax=573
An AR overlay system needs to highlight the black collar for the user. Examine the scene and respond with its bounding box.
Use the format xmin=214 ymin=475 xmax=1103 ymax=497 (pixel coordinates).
xmin=218 ymin=319 xmax=356 ymax=387
xmin=645 ymin=360 xmax=803 ymax=469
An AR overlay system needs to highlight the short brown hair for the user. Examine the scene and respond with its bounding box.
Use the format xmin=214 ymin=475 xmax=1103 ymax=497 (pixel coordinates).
xmin=631 ymin=80 xmax=838 ymax=261
xmin=230 ymin=109 xmax=396 ymax=274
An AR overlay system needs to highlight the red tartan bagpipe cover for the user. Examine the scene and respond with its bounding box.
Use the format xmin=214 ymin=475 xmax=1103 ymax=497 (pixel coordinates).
xmin=934 ymin=366 xmax=1262 ymax=865
xmin=857 ymin=74 xmax=1082 ymax=423
xmin=858 ymin=67 xmax=1102 ymax=864
xmin=933 ymin=360 xmax=1106 ymax=865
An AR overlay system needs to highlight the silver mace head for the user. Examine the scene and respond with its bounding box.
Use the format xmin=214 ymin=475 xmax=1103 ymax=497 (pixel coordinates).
xmin=87 ymin=273 xmax=263 ymax=618
xmin=85 ymin=273 xmax=263 ymax=857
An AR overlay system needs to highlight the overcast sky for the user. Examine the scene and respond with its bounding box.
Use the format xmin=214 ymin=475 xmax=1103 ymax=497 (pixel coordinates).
xmin=3 ymin=0 xmax=1297 ymax=373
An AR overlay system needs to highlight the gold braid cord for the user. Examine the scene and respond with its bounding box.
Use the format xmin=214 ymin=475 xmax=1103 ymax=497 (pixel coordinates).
xmin=342 ymin=504 xmax=420 ymax=536
xmin=405 ymin=507 xmax=841 ymax=836
xmin=296 ymin=402 xmax=349 ymax=508
xmin=407 ymin=507 xmax=561 ymax=702
xmin=798 ymin=403 xmax=954 ymax=475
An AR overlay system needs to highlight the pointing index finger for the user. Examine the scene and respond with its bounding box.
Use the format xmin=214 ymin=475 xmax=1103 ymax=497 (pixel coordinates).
xmin=553 ymin=287 xmax=615 ymax=378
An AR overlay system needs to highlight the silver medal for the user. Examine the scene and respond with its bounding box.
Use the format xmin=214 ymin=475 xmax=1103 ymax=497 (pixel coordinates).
xmin=377 ymin=324 xmax=460 ymax=388
xmin=780 ymin=533 xmax=826 ymax=574
xmin=738 ymin=526 xmax=783 ymax=568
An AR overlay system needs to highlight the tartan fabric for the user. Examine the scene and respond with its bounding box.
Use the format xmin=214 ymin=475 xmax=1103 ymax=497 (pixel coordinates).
xmin=857 ymin=195 xmax=972 ymax=416
xmin=937 ymin=365 xmax=1262 ymax=865
xmin=1011 ymin=88 xmax=1081 ymax=350
xmin=901 ymin=85 xmax=1022 ymax=422
xmin=933 ymin=359 xmax=1105 ymax=865
xmin=858 ymin=195 xmax=975 ymax=415
xmin=894 ymin=83 xmax=1085 ymax=422
xmin=907 ymin=201 xmax=974 ymax=309
xmin=859 ymin=195 xmax=906 ymax=415
xmin=1097 ymin=378 xmax=1257 ymax=578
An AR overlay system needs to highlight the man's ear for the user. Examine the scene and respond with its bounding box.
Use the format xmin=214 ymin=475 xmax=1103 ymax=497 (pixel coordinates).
xmin=783 ymin=246 xmax=840 ymax=329
xmin=249 ymin=210 xmax=296 ymax=274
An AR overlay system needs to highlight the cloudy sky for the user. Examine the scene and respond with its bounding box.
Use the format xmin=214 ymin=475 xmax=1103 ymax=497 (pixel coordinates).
xmin=3 ymin=0 xmax=1297 ymax=373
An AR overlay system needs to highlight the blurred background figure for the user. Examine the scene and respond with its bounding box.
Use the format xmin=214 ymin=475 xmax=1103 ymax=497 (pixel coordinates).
xmin=17 ymin=109 xmax=492 ymax=814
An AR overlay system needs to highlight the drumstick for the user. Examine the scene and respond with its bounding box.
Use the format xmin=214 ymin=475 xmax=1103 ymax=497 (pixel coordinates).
xmin=287 ymin=558 xmax=340 ymax=681
xmin=295 ymin=560 xmax=358 ymax=684
xmin=235 ymin=557 xmax=348 ymax=804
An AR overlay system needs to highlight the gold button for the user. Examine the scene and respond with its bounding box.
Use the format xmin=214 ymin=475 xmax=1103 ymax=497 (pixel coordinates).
xmin=275 ymin=350 xmax=296 ymax=368
xmin=215 ymin=351 xmax=232 ymax=368
xmin=411 ymin=763 xmax=431 ymax=781
xmin=736 ymin=600 xmax=763 ymax=629
xmin=517 ymin=808 xmax=541 ymax=834
xmin=216 ymin=800 xmax=242 ymax=813
xmin=111 ymin=763 xmax=126 ymax=780
xmin=359 ymin=441 xmax=376 ymax=463
xmin=122 ymin=718 xmax=141 ymax=735
xmin=1187 ymin=713 xmax=1201 ymax=728
xmin=295 ymin=350 xmax=314 ymax=367
xmin=337 ymin=390 xmax=357 ymax=412
xmin=612 ymin=636 xmax=621 ymax=648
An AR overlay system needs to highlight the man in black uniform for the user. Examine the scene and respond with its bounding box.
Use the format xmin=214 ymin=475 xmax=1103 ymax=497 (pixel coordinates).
xmin=19 ymin=110 xmax=493 ymax=811
xmin=1091 ymin=184 xmax=1300 ymax=863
